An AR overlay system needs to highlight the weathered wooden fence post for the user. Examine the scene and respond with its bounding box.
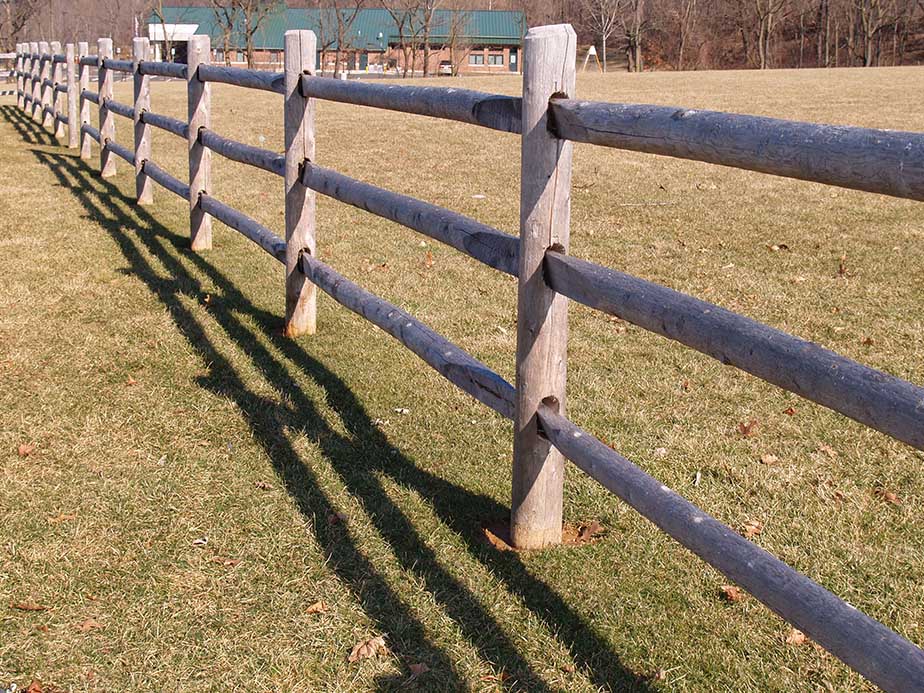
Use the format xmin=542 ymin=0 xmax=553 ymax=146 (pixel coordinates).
xmin=66 ymin=43 xmax=78 ymax=149
xmin=50 ymin=41 xmax=65 ymax=139
xmin=41 ymin=41 xmax=53 ymax=129
xmin=15 ymin=44 xmax=24 ymax=110
xmin=33 ymin=41 xmax=49 ymax=125
xmin=283 ymin=29 xmax=318 ymax=337
xmin=187 ymin=34 xmax=212 ymax=251
xmin=133 ymin=37 xmax=153 ymax=205
xmin=98 ymin=38 xmax=116 ymax=178
xmin=511 ymin=24 xmax=577 ymax=550
xmin=78 ymin=42 xmax=91 ymax=161
xmin=29 ymin=42 xmax=39 ymax=121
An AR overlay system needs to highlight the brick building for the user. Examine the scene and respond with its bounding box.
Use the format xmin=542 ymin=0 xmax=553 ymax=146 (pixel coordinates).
xmin=148 ymin=6 xmax=525 ymax=76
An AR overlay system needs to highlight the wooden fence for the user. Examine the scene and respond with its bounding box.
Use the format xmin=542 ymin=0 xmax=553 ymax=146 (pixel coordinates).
xmin=11 ymin=25 xmax=924 ymax=691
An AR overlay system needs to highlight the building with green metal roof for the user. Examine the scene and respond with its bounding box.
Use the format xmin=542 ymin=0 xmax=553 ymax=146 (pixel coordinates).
xmin=148 ymin=6 xmax=526 ymax=76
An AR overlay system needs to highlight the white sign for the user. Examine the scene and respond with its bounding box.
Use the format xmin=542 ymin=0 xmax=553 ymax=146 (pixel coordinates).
xmin=587 ymin=45 xmax=597 ymax=56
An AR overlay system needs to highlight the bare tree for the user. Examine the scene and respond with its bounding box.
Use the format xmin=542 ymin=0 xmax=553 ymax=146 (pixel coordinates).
xmin=1 ymin=0 xmax=44 ymax=50
xmin=621 ymin=0 xmax=647 ymax=71
xmin=380 ymin=0 xmax=421 ymax=77
xmin=238 ymin=0 xmax=283 ymax=68
xmin=581 ymin=0 xmax=625 ymax=71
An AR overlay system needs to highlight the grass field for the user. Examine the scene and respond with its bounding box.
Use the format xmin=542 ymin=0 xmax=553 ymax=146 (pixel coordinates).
xmin=1 ymin=65 xmax=923 ymax=692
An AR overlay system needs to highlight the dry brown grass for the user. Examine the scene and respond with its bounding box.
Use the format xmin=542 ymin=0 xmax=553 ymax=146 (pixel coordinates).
xmin=1 ymin=65 xmax=922 ymax=692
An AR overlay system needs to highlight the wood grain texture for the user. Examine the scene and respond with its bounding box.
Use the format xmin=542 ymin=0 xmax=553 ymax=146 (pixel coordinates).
xmin=106 ymin=99 xmax=134 ymax=120
xmin=300 ymin=252 xmax=516 ymax=419
xmin=199 ymin=128 xmax=284 ymax=176
xmin=544 ymin=250 xmax=924 ymax=451
xmin=102 ymin=58 xmax=133 ymax=73
xmin=199 ymin=194 xmax=287 ymax=262
xmin=50 ymin=42 xmax=64 ymax=139
xmin=38 ymin=42 xmax=51 ymax=127
xmin=133 ymin=38 xmax=153 ymax=204
xmin=78 ymin=42 xmax=91 ymax=160
xmin=284 ymin=30 xmax=317 ymax=337
xmin=536 ymin=400 xmax=924 ymax=693
xmin=511 ymin=24 xmax=576 ymax=550
xmin=140 ymin=111 xmax=188 ymax=139
xmin=16 ymin=45 xmax=24 ymax=110
xmin=551 ymin=100 xmax=924 ymax=202
xmin=187 ymin=35 xmax=212 ymax=251
xmin=97 ymin=38 xmax=116 ymax=178
xmin=138 ymin=61 xmax=187 ymax=79
xmin=81 ymin=123 xmax=101 ymax=143
xmin=142 ymin=160 xmax=190 ymax=200
xmin=28 ymin=42 xmax=39 ymax=122
xmin=106 ymin=139 xmax=135 ymax=165
xmin=300 ymin=163 xmax=519 ymax=276
xmin=197 ymin=64 xmax=284 ymax=94
xmin=300 ymin=75 xmax=522 ymax=134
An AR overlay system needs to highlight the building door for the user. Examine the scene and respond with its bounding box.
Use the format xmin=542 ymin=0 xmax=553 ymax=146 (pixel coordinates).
xmin=359 ymin=52 xmax=368 ymax=70
xmin=509 ymin=48 xmax=518 ymax=72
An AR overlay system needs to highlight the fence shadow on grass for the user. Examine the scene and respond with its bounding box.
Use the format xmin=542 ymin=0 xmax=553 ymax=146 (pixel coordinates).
xmin=5 ymin=104 xmax=652 ymax=692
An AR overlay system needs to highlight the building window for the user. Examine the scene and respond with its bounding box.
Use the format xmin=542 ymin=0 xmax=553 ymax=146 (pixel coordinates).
xmin=468 ymin=53 xmax=484 ymax=65
xmin=236 ymin=51 xmax=244 ymax=63
xmin=488 ymin=53 xmax=504 ymax=65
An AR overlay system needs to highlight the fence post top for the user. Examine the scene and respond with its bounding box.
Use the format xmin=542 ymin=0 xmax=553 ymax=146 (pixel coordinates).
xmin=98 ymin=37 xmax=113 ymax=51
xmin=51 ymin=40 xmax=61 ymax=51
xmin=78 ymin=41 xmax=89 ymax=54
xmin=133 ymin=36 xmax=149 ymax=49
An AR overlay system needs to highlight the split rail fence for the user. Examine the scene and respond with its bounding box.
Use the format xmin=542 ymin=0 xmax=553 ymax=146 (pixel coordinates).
xmin=11 ymin=25 xmax=924 ymax=691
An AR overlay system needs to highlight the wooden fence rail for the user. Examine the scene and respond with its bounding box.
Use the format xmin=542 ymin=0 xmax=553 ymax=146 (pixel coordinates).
xmin=11 ymin=25 xmax=924 ymax=692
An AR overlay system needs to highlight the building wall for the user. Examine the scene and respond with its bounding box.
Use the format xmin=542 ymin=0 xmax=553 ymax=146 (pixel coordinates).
xmin=154 ymin=42 xmax=519 ymax=75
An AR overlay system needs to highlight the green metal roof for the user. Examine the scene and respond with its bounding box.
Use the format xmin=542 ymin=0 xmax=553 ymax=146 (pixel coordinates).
xmin=149 ymin=7 xmax=525 ymax=51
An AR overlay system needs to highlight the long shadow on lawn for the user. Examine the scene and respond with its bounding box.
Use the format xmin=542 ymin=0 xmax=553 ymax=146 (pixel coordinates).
xmin=7 ymin=104 xmax=652 ymax=692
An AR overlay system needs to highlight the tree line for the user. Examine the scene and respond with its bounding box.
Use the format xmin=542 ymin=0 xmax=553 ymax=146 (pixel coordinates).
xmin=5 ymin=0 xmax=924 ymax=72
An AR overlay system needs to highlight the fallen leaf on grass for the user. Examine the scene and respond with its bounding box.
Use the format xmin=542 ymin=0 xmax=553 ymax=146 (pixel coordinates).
xmin=191 ymin=537 xmax=208 ymax=547
xmin=874 ymin=488 xmax=901 ymax=506
xmin=408 ymin=662 xmax=429 ymax=676
xmin=742 ymin=519 xmax=764 ymax=539
xmin=766 ymin=243 xmax=790 ymax=252
xmin=577 ymin=520 xmax=605 ymax=543
xmin=18 ymin=443 xmax=36 ymax=457
xmin=126 ymin=376 xmax=138 ymax=386
xmin=254 ymin=480 xmax=272 ymax=491
xmin=482 ymin=524 xmax=513 ymax=551
xmin=25 ymin=681 xmax=44 ymax=693
xmin=816 ymin=443 xmax=838 ymax=458
xmin=424 ymin=251 xmax=433 ymax=269
xmin=783 ymin=407 xmax=796 ymax=416
xmin=47 ymin=512 xmax=77 ymax=524
xmin=759 ymin=454 xmax=780 ymax=466
xmin=209 ymin=556 xmax=241 ymax=567
xmin=11 ymin=600 xmax=47 ymax=611
xmin=862 ymin=336 xmax=875 ymax=346
xmin=786 ymin=628 xmax=807 ymax=645
xmin=720 ymin=585 xmax=745 ymax=602
xmin=77 ymin=618 xmax=104 ymax=632
xmin=306 ymin=601 xmax=326 ymax=614
xmin=348 ymin=635 xmax=388 ymax=663
xmin=737 ymin=419 xmax=759 ymax=437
